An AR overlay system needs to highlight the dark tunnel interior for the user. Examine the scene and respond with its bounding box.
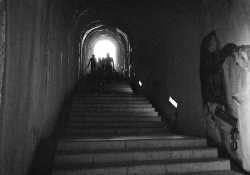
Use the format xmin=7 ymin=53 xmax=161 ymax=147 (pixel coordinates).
xmin=1 ymin=0 xmax=250 ymax=174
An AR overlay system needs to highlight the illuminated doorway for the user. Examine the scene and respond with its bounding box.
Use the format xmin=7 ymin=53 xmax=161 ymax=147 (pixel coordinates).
xmin=93 ymin=39 xmax=117 ymax=67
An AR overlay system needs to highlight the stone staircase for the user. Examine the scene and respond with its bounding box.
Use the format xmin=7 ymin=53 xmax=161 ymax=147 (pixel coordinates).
xmin=52 ymin=80 xmax=241 ymax=175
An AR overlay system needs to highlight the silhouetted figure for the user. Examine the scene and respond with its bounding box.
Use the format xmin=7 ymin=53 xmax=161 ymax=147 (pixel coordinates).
xmin=102 ymin=57 xmax=105 ymax=71
xmin=97 ymin=57 xmax=103 ymax=84
xmin=88 ymin=55 xmax=97 ymax=77
xmin=104 ymin=53 xmax=114 ymax=83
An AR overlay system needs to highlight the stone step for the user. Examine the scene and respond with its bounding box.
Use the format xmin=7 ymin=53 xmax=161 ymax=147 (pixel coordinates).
xmin=72 ymin=100 xmax=150 ymax=104
xmin=78 ymin=88 xmax=133 ymax=92
xmin=79 ymin=84 xmax=131 ymax=87
xmin=69 ymin=115 xmax=162 ymax=122
xmin=71 ymin=107 xmax=155 ymax=112
xmin=57 ymin=134 xmax=207 ymax=151
xmin=70 ymin=111 xmax=158 ymax=117
xmin=78 ymin=86 xmax=131 ymax=88
xmin=55 ymin=146 xmax=218 ymax=165
xmin=87 ymin=91 xmax=133 ymax=94
xmin=67 ymin=121 xmax=167 ymax=128
xmin=66 ymin=127 xmax=170 ymax=135
xmin=53 ymin=158 xmax=230 ymax=174
xmin=52 ymin=79 xmax=236 ymax=175
xmin=74 ymin=96 xmax=148 ymax=100
xmin=78 ymin=91 xmax=134 ymax=95
xmin=78 ymin=84 xmax=129 ymax=86
xmin=74 ymin=94 xmax=141 ymax=97
xmin=81 ymin=87 xmax=132 ymax=90
xmin=167 ymin=171 xmax=243 ymax=175
xmin=72 ymin=103 xmax=152 ymax=108
xmin=79 ymin=87 xmax=132 ymax=90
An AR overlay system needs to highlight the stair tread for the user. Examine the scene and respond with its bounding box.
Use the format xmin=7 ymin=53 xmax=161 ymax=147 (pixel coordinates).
xmin=58 ymin=133 xmax=205 ymax=142
xmin=77 ymin=87 xmax=131 ymax=89
xmin=67 ymin=125 xmax=169 ymax=129
xmin=72 ymin=102 xmax=151 ymax=105
xmin=71 ymin=108 xmax=155 ymax=111
xmin=71 ymin=108 xmax=155 ymax=112
xmin=68 ymin=121 xmax=165 ymax=124
xmin=69 ymin=115 xmax=160 ymax=118
xmin=70 ymin=111 xmax=157 ymax=114
xmin=75 ymin=94 xmax=143 ymax=96
xmin=72 ymin=100 xmax=150 ymax=103
xmin=56 ymin=146 xmax=217 ymax=155
xmin=74 ymin=97 xmax=147 ymax=99
xmin=52 ymin=80 xmax=235 ymax=174
xmin=69 ymin=116 xmax=162 ymax=122
xmin=70 ymin=114 xmax=159 ymax=117
xmin=71 ymin=106 xmax=152 ymax=108
xmin=53 ymin=157 xmax=229 ymax=170
xmin=71 ymin=107 xmax=154 ymax=109
xmin=166 ymin=170 xmax=243 ymax=175
xmin=66 ymin=129 xmax=170 ymax=135
xmin=67 ymin=122 xmax=168 ymax=128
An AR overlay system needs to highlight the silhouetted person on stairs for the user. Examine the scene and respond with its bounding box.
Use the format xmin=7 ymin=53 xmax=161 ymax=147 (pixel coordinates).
xmin=104 ymin=53 xmax=114 ymax=83
xmin=88 ymin=54 xmax=97 ymax=77
xmin=97 ymin=57 xmax=103 ymax=84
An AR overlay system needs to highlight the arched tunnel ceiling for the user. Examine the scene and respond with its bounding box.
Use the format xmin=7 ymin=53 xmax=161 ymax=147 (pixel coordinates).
xmin=65 ymin=0 xmax=195 ymax=49
xmin=72 ymin=0 xmax=136 ymax=32
xmin=81 ymin=26 xmax=129 ymax=58
xmin=83 ymin=29 xmax=123 ymax=60
xmin=82 ymin=26 xmax=127 ymax=45
xmin=83 ymin=29 xmax=124 ymax=52
xmin=63 ymin=0 xmax=198 ymax=77
xmin=70 ymin=1 xmax=180 ymax=38
xmin=80 ymin=24 xmax=130 ymax=76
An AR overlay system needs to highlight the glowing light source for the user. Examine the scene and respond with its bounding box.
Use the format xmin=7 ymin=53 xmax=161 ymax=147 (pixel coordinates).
xmin=93 ymin=40 xmax=116 ymax=64
xmin=169 ymin=96 xmax=178 ymax=108
xmin=139 ymin=81 xmax=142 ymax=86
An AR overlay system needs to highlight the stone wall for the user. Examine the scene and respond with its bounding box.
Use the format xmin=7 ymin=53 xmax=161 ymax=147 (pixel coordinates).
xmin=129 ymin=1 xmax=250 ymax=171
xmin=129 ymin=1 xmax=205 ymax=136
xmin=0 ymin=0 xmax=5 ymax=108
xmin=197 ymin=0 xmax=250 ymax=172
xmin=0 ymin=0 xmax=77 ymax=174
